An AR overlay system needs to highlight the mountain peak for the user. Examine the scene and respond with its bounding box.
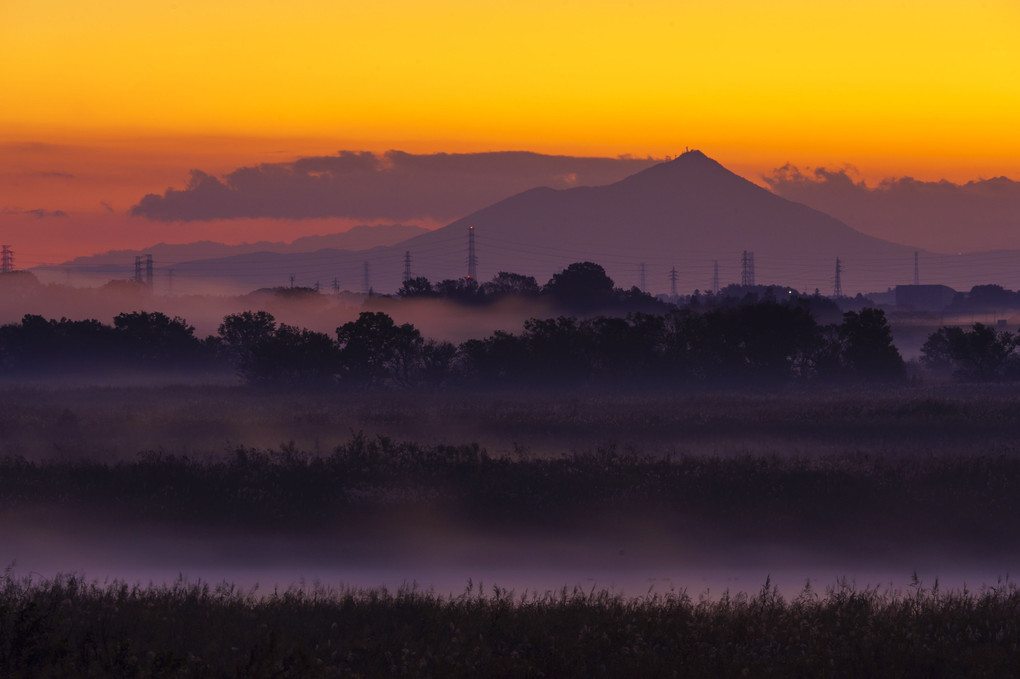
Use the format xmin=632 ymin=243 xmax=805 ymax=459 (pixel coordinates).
xmin=675 ymin=149 xmax=708 ymax=160
xmin=610 ymin=148 xmax=753 ymax=197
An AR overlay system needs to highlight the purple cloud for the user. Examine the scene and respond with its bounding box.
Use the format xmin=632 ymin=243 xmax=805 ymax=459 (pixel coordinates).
xmin=130 ymin=150 xmax=658 ymax=222
xmin=764 ymin=165 xmax=1020 ymax=253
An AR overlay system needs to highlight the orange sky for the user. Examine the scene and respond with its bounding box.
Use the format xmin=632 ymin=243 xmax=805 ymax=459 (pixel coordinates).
xmin=2 ymin=0 xmax=1019 ymax=263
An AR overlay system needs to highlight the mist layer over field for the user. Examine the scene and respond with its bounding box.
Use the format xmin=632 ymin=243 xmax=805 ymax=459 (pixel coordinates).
xmin=0 ymin=280 xmax=560 ymax=345
xmin=3 ymin=385 xmax=1019 ymax=598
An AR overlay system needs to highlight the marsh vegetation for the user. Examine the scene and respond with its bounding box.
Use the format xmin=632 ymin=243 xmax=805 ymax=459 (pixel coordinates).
xmin=4 ymin=572 xmax=1019 ymax=678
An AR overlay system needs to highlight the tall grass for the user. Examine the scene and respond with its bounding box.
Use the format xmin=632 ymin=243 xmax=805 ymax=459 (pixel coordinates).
xmin=3 ymin=571 xmax=1018 ymax=678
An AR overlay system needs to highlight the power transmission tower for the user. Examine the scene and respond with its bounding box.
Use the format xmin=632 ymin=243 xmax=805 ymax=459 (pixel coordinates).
xmin=741 ymin=251 xmax=755 ymax=286
xmin=669 ymin=266 xmax=678 ymax=298
xmin=913 ymin=251 xmax=920 ymax=285
xmin=833 ymin=258 xmax=843 ymax=297
xmin=639 ymin=262 xmax=646 ymax=291
xmin=145 ymin=254 xmax=153 ymax=288
xmin=134 ymin=255 xmax=142 ymax=283
xmin=1 ymin=245 xmax=13 ymax=273
xmin=332 ymin=277 xmax=340 ymax=295
xmin=467 ymin=225 xmax=477 ymax=279
xmin=289 ymin=274 xmax=295 ymax=288
xmin=363 ymin=261 xmax=371 ymax=293
xmin=403 ymin=250 xmax=412 ymax=282
xmin=712 ymin=260 xmax=720 ymax=293
xmin=314 ymin=280 xmax=320 ymax=292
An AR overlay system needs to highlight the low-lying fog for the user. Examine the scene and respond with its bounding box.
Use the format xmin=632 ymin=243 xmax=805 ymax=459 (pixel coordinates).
xmin=3 ymin=276 xmax=1004 ymax=360
xmin=0 ymin=279 xmax=558 ymax=344
xmin=4 ymin=514 xmax=1012 ymax=600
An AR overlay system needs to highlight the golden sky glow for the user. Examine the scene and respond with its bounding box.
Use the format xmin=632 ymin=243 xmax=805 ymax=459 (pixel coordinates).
xmin=3 ymin=0 xmax=1019 ymax=174
xmin=3 ymin=0 xmax=1020 ymax=264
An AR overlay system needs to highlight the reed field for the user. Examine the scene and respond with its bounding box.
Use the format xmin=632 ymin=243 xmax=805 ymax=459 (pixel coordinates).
xmin=3 ymin=572 xmax=1019 ymax=678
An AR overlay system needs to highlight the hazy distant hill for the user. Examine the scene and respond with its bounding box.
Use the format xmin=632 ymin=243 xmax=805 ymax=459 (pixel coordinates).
xmin=56 ymin=224 xmax=429 ymax=268
xmin=48 ymin=153 xmax=1020 ymax=295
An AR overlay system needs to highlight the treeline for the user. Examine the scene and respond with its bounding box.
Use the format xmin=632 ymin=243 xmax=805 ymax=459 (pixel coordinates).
xmin=392 ymin=262 xmax=845 ymax=319
xmin=3 ymin=257 xmax=1018 ymax=386
xmin=0 ymin=303 xmax=907 ymax=387
xmin=921 ymin=322 xmax=1020 ymax=381
xmin=946 ymin=283 xmax=1020 ymax=314
xmin=394 ymin=262 xmax=666 ymax=313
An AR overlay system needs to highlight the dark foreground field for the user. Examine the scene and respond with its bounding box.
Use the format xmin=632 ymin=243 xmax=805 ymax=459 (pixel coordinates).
xmin=3 ymin=384 xmax=1020 ymax=675
xmin=3 ymin=572 xmax=1019 ymax=678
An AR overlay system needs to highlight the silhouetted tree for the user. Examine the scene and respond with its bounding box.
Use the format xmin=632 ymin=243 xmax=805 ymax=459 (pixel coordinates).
xmin=113 ymin=311 xmax=205 ymax=365
xmin=660 ymin=309 xmax=711 ymax=381
xmin=481 ymin=271 xmax=540 ymax=298
xmin=836 ymin=309 xmax=906 ymax=381
xmin=921 ymin=323 xmax=1018 ymax=381
xmin=0 ymin=315 xmax=118 ymax=373
xmin=434 ymin=277 xmax=482 ymax=304
xmin=415 ymin=339 xmax=457 ymax=386
xmin=589 ymin=314 xmax=666 ymax=382
xmin=217 ymin=310 xmax=278 ymax=378
xmin=543 ymin=262 xmax=616 ymax=311
xmin=336 ymin=312 xmax=423 ymax=386
xmin=946 ymin=285 xmax=1020 ymax=315
xmin=700 ymin=302 xmax=820 ymax=384
xmin=248 ymin=324 xmax=339 ymax=385
xmin=521 ymin=316 xmax=598 ymax=383
xmin=397 ymin=276 xmax=434 ymax=298
xmin=458 ymin=331 xmax=531 ymax=384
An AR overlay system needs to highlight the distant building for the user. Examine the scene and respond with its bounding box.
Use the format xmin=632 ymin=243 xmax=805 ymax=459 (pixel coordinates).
xmin=894 ymin=284 xmax=956 ymax=312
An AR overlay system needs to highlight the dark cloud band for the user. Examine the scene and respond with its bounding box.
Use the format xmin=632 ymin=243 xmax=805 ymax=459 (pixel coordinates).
xmin=764 ymin=165 xmax=1020 ymax=253
xmin=130 ymin=150 xmax=658 ymax=222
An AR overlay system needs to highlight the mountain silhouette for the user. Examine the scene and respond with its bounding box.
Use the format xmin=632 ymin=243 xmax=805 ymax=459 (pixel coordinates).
xmin=51 ymin=151 xmax=1020 ymax=296
xmin=345 ymin=149 xmax=920 ymax=294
